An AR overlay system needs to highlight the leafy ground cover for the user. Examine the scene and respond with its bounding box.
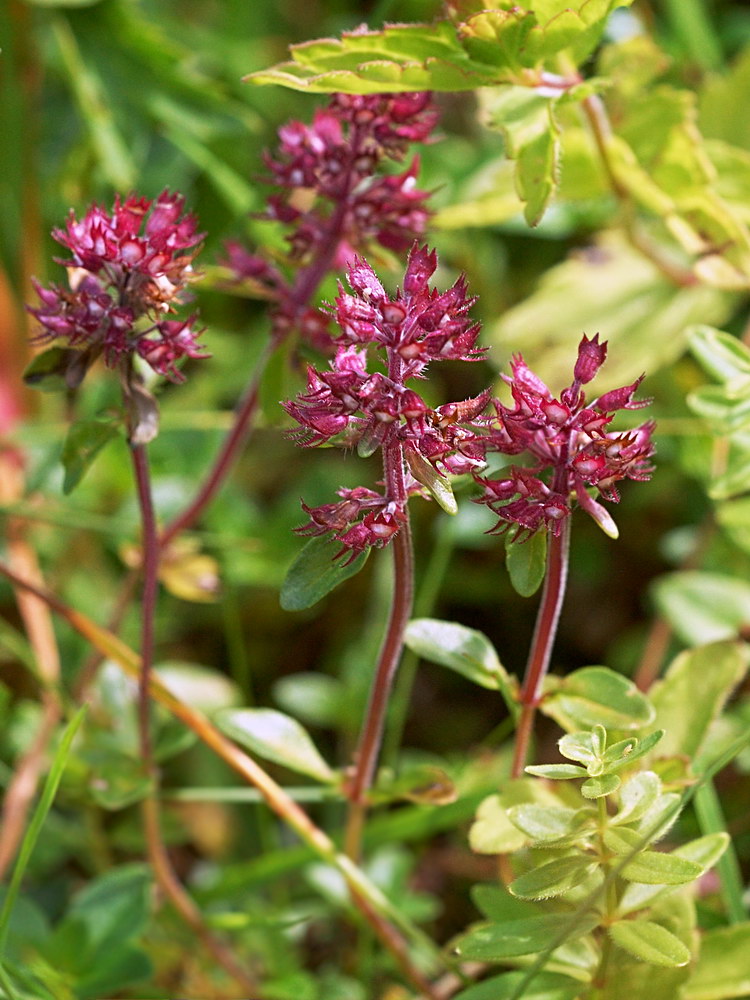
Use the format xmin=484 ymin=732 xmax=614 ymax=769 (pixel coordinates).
xmin=2 ymin=1 xmax=750 ymax=997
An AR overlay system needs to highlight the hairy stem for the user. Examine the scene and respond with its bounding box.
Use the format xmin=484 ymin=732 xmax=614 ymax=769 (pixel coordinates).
xmin=511 ymin=518 xmax=571 ymax=778
xmin=131 ymin=446 xmax=258 ymax=994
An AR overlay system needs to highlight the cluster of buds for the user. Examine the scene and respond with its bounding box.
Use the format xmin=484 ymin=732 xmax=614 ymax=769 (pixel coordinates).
xmin=476 ymin=335 xmax=656 ymax=539
xmin=29 ymin=191 xmax=207 ymax=384
xmin=222 ymin=92 xmax=437 ymax=348
xmin=284 ymin=244 xmax=489 ymax=562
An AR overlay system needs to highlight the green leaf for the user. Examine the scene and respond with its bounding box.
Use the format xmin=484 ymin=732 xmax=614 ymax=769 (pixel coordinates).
xmin=651 ymin=573 xmax=750 ymax=646
xmin=64 ymin=864 xmax=151 ymax=953
xmin=605 ymin=730 xmax=664 ymax=773
xmin=506 ymin=803 xmax=592 ymax=844
xmin=619 ymin=850 xmax=703 ymax=885
xmin=489 ymin=231 xmax=733 ymax=393
xmin=454 ymin=912 xmax=599 ymax=961
xmin=509 ymin=855 xmax=597 ymax=900
xmin=682 ymin=922 xmax=750 ymax=1000
xmin=481 ymin=86 xmax=560 ymax=226
xmin=405 ymin=447 xmax=457 ymax=514
xmin=74 ymin=946 xmax=152 ymax=1000
xmin=215 ymin=708 xmax=335 ymax=783
xmin=612 ymin=771 xmax=662 ymax=827
xmin=470 ymin=780 xmax=562 ymax=854
xmin=404 ymin=619 xmax=516 ymax=706
xmin=524 ymin=763 xmax=588 ymax=779
xmin=272 ymin=672 xmax=345 ymax=728
xmin=581 ymin=773 xmax=620 ymax=798
xmin=689 ymin=326 xmax=750 ymax=382
xmin=543 ymin=666 xmax=656 ymax=732
xmin=61 ymin=419 xmax=120 ymax=494
xmin=609 ymin=920 xmax=691 ymax=967
xmin=452 ymin=969 xmax=582 ymax=1000
xmin=471 ymin=884 xmax=537 ymax=922
xmin=506 ymin=530 xmax=547 ymax=596
xmin=22 ymin=346 xmax=90 ymax=393
xmin=246 ymin=21 xmax=501 ymax=94
xmin=87 ymin=753 xmax=154 ymax=810
xmin=619 ymin=832 xmax=730 ymax=916
xmin=155 ymin=662 xmax=241 ymax=714
xmin=648 ymin=641 xmax=749 ymax=763
xmin=280 ymin=535 xmax=369 ymax=611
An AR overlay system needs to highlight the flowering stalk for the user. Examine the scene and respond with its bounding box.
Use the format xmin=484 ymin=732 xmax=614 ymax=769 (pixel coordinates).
xmin=475 ymin=336 xmax=656 ymax=774
xmin=162 ymin=92 xmax=438 ymax=542
xmin=284 ymin=245 xmax=489 ymax=855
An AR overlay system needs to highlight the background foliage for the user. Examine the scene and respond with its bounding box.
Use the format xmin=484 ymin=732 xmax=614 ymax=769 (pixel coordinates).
xmin=3 ymin=0 xmax=750 ymax=997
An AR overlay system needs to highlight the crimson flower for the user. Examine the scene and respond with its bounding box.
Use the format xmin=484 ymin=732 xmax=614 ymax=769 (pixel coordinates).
xmin=222 ymin=92 xmax=437 ymax=348
xmin=284 ymin=244 xmax=490 ymax=562
xmin=476 ymin=336 xmax=655 ymax=539
xmin=29 ymin=191 xmax=207 ymax=383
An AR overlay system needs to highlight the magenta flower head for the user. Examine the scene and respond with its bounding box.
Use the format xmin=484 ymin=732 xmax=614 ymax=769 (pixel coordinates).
xmin=476 ymin=335 xmax=655 ymax=540
xmin=221 ymin=93 xmax=437 ymax=348
xmin=284 ymin=244 xmax=490 ymax=563
xmin=28 ymin=190 xmax=207 ymax=385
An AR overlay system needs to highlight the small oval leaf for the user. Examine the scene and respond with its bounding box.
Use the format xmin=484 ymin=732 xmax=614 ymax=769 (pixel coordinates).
xmin=581 ymin=773 xmax=621 ymax=799
xmin=543 ymin=666 xmax=656 ymax=731
xmin=216 ymin=708 xmax=335 ymax=783
xmin=505 ymin=530 xmax=547 ymax=597
xmin=454 ymin=912 xmax=600 ymax=961
xmin=509 ymin=856 xmax=596 ymax=901
xmin=280 ymin=535 xmax=369 ymax=611
xmin=404 ymin=618 xmax=517 ymax=710
xmin=609 ymin=919 xmax=691 ymax=967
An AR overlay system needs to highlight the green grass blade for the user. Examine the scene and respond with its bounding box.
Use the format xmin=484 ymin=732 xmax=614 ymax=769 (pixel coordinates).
xmin=663 ymin=0 xmax=723 ymax=70
xmin=694 ymin=780 xmax=747 ymax=924
xmin=0 ymin=707 xmax=87 ymax=957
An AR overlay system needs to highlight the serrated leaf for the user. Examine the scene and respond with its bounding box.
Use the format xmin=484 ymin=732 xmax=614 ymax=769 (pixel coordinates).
xmin=482 ymin=86 xmax=560 ymax=226
xmin=404 ymin=618 xmax=515 ymax=704
xmin=582 ymin=773 xmax=620 ymax=798
xmin=682 ymin=922 xmax=750 ymax=1000
xmin=280 ymin=535 xmax=369 ymax=611
xmin=609 ymin=920 xmax=691 ymax=967
xmin=543 ymin=666 xmax=655 ymax=732
xmin=648 ymin=640 xmax=749 ymax=762
xmin=215 ymin=708 xmax=335 ymax=783
xmin=509 ymin=855 xmax=596 ymax=900
xmin=246 ymin=22 xmax=501 ymax=94
xmin=651 ymin=572 xmax=750 ymax=646
xmin=505 ymin=530 xmax=547 ymax=596
xmin=61 ymin=419 xmax=120 ymax=494
xmin=452 ymin=969 xmax=582 ymax=1000
xmin=454 ymin=912 xmax=599 ymax=961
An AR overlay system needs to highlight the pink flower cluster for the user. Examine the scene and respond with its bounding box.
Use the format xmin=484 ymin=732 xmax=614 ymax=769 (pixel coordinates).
xmin=222 ymin=92 xmax=437 ymax=348
xmin=29 ymin=191 xmax=207 ymax=382
xmin=476 ymin=335 xmax=655 ymax=539
xmin=285 ymin=245 xmax=490 ymax=561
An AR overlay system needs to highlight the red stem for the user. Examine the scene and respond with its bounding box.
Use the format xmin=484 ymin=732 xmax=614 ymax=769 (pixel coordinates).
xmin=131 ymin=444 xmax=159 ymax=764
xmin=511 ymin=517 xmax=571 ymax=778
